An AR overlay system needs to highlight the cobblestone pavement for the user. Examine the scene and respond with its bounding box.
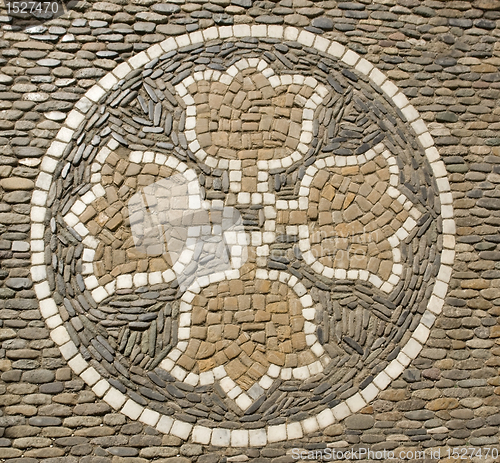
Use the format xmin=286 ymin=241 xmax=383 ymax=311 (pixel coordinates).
xmin=0 ymin=0 xmax=500 ymax=461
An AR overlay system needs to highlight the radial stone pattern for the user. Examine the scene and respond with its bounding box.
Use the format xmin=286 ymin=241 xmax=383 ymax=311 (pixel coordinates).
xmin=31 ymin=26 xmax=455 ymax=446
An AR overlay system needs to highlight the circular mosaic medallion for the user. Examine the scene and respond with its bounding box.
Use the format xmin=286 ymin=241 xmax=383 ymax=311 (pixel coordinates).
xmin=31 ymin=26 xmax=456 ymax=446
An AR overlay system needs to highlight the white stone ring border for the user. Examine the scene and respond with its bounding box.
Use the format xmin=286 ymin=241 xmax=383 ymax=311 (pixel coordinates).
xmin=31 ymin=25 xmax=456 ymax=447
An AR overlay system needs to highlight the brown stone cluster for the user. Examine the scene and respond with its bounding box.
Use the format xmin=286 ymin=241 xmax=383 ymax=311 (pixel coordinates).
xmin=83 ymin=148 xmax=186 ymax=285
xmin=175 ymin=275 xmax=310 ymax=389
xmin=191 ymin=71 xmax=307 ymax=161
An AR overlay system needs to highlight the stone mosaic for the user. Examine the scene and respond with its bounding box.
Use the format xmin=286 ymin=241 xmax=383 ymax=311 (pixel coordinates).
xmin=30 ymin=25 xmax=455 ymax=446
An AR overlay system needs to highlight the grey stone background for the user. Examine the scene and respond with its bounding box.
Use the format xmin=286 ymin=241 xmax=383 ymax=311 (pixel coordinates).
xmin=1 ymin=0 xmax=500 ymax=461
